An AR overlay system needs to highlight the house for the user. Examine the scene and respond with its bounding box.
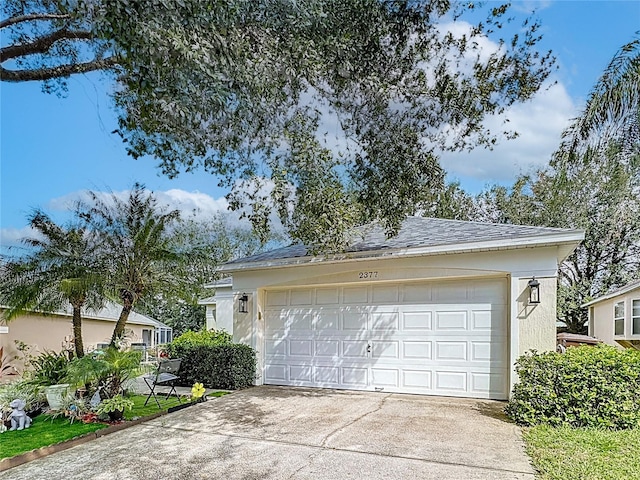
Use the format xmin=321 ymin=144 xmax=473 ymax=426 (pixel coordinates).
xmin=0 ymin=302 xmax=172 ymax=367
xmin=199 ymin=277 xmax=234 ymax=333
xmin=201 ymin=217 xmax=584 ymax=400
xmin=582 ymin=279 xmax=640 ymax=349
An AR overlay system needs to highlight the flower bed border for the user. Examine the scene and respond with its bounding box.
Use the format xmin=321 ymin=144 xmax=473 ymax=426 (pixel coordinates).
xmin=0 ymin=404 xmax=194 ymax=471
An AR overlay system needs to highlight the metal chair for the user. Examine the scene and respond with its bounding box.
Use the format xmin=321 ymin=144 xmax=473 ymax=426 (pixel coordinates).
xmin=143 ymin=358 xmax=183 ymax=407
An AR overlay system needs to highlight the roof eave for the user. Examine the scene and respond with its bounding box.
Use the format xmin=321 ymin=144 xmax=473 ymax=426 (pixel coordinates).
xmin=581 ymin=283 xmax=640 ymax=308
xmin=218 ymin=231 xmax=585 ymax=273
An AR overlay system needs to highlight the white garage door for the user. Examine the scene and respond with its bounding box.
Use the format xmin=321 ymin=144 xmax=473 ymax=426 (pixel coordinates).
xmin=263 ymin=278 xmax=509 ymax=399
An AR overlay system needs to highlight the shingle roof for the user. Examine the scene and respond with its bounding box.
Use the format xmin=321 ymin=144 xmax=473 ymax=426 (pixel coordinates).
xmin=223 ymin=216 xmax=583 ymax=267
xmin=581 ymin=279 xmax=640 ymax=307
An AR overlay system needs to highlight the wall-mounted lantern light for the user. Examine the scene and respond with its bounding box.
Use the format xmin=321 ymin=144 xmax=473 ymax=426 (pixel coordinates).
xmin=238 ymin=294 xmax=249 ymax=313
xmin=528 ymin=277 xmax=540 ymax=304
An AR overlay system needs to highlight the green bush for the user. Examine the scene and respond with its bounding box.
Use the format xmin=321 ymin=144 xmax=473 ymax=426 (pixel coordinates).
xmin=169 ymin=343 xmax=256 ymax=390
xmin=506 ymin=345 xmax=640 ymax=429
xmin=167 ymin=329 xmax=233 ymax=354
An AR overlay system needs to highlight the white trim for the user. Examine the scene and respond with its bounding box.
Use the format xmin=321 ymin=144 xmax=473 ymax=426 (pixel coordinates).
xmin=508 ymin=275 xmax=520 ymax=397
xmin=582 ymin=281 xmax=640 ymax=307
xmin=219 ymin=233 xmax=585 ymax=273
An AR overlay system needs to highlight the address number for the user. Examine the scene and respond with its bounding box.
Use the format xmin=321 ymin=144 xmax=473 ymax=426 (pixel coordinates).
xmin=358 ymin=271 xmax=378 ymax=279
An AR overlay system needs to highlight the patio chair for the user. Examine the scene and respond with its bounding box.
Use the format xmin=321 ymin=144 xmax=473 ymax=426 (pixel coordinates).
xmin=143 ymin=358 xmax=183 ymax=407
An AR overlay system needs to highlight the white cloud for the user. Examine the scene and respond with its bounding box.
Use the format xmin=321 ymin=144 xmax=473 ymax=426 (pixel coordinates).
xmin=0 ymin=226 xmax=39 ymax=255
xmin=440 ymin=81 xmax=577 ymax=184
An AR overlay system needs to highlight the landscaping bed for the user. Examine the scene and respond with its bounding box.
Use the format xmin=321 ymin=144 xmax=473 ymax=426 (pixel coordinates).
xmin=0 ymin=393 xmax=226 ymax=471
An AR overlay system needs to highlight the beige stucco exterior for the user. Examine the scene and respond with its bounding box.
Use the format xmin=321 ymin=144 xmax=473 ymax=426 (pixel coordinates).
xmin=0 ymin=307 xmax=164 ymax=374
xmin=586 ymin=283 xmax=640 ymax=347
xmin=217 ymin=246 xmax=565 ymax=396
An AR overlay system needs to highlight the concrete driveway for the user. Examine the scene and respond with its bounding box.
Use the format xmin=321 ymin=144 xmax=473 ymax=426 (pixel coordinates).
xmin=1 ymin=387 xmax=535 ymax=479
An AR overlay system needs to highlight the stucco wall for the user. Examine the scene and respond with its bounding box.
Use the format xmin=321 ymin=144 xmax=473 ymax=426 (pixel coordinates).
xmin=589 ymin=286 xmax=640 ymax=346
xmin=517 ymin=276 xmax=557 ymax=355
xmin=0 ymin=312 xmax=151 ymax=373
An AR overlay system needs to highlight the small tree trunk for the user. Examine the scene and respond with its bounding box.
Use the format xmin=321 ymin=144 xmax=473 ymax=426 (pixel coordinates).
xmin=71 ymin=304 xmax=85 ymax=358
xmin=110 ymin=301 xmax=133 ymax=347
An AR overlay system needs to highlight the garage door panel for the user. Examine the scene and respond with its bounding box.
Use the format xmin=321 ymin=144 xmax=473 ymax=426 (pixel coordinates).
xmin=315 ymin=340 xmax=339 ymax=357
xmin=265 ymin=364 xmax=288 ymax=382
xmin=371 ymin=341 xmax=399 ymax=359
xmin=471 ymin=341 xmax=507 ymax=363
xmin=371 ymin=368 xmax=399 ymax=387
xmin=372 ymin=284 xmax=399 ymax=303
xmin=343 ymin=340 xmax=369 ymax=358
xmin=371 ymin=311 xmax=399 ymax=331
xmin=265 ymin=340 xmax=286 ymax=356
xmin=314 ymin=366 xmax=340 ymax=384
xmin=435 ymin=370 xmax=467 ymax=392
xmin=289 ymin=340 xmax=313 ymax=357
xmin=342 ymin=367 xmax=368 ymax=386
xmin=342 ymin=310 xmax=368 ymax=330
xmin=343 ymin=287 xmax=368 ymax=304
xmin=435 ymin=341 xmax=468 ymax=361
xmin=403 ymin=341 xmax=432 ymax=359
xmin=402 ymin=370 xmax=432 ymax=389
xmin=435 ymin=311 xmax=468 ymax=330
xmin=471 ymin=371 xmax=506 ymax=395
xmin=266 ymin=291 xmax=288 ymax=307
xmin=316 ymin=288 xmax=340 ymax=305
xmin=402 ymin=311 xmax=433 ymax=330
xmin=290 ymin=365 xmax=313 ymax=382
xmin=402 ymin=284 xmax=432 ymax=303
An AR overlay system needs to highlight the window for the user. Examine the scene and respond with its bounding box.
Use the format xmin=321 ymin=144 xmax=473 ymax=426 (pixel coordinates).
xmin=614 ymin=301 xmax=625 ymax=336
xmin=633 ymin=300 xmax=640 ymax=335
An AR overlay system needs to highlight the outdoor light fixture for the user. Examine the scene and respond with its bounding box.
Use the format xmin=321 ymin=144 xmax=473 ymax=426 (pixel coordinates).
xmin=238 ymin=294 xmax=249 ymax=313
xmin=528 ymin=277 xmax=541 ymax=304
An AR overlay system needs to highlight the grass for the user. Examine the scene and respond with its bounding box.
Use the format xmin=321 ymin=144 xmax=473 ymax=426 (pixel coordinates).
xmin=1 ymin=391 xmax=229 ymax=460
xmin=524 ymin=425 xmax=640 ymax=480
xmin=0 ymin=415 xmax=107 ymax=460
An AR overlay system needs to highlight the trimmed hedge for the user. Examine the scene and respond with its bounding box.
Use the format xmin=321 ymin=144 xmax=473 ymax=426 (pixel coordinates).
xmin=169 ymin=343 xmax=257 ymax=390
xmin=505 ymin=345 xmax=640 ymax=429
xmin=168 ymin=329 xmax=233 ymax=350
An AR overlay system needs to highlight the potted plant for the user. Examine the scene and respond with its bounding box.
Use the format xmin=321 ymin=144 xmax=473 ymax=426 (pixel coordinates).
xmin=27 ymin=350 xmax=73 ymax=410
xmin=95 ymin=394 xmax=134 ymax=421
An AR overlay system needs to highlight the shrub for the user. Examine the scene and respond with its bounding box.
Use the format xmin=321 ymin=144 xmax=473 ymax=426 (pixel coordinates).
xmin=28 ymin=350 xmax=72 ymax=386
xmin=169 ymin=343 xmax=256 ymax=390
xmin=506 ymin=345 xmax=640 ymax=429
xmin=166 ymin=329 xmax=233 ymax=355
xmin=0 ymin=380 xmax=46 ymax=418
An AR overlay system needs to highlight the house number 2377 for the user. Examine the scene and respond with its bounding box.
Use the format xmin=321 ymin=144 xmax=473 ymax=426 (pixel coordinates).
xmin=358 ymin=271 xmax=378 ymax=279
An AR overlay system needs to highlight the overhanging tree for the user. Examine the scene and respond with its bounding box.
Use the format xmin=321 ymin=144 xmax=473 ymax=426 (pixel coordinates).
xmin=2 ymin=0 xmax=556 ymax=249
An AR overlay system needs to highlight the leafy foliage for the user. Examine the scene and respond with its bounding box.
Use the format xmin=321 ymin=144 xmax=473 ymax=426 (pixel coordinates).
xmin=65 ymin=347 xmax=142 ymax=399
xmin=2 ymin=0 xmax=556 ymax=250
xmin=95 ymin=394 xmax=134 ymax=415
xmin=169 ymin=343 xmax=256 ymax=390
xmin=28 ymin=349 xmax=72 ymax=386
xmin=0 ymin=211 xmax=105 ymax=357
xmin=0 ymin=380 xmax=46 ymax=419
xmin=506 ymin=346 xmax=640 ymax=429
xmin=167 ymin=329 xmax=233 ymax=354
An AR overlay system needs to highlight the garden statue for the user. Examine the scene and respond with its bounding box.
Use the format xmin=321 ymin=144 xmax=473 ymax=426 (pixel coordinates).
xmin=9 ymin=399 xmax=32 ymax=430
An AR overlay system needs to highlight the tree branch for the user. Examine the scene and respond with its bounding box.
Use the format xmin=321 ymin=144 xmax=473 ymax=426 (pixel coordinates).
xmin=1 ymin=29 xmax=93 ymax=62
xmin=0 ymin=13 xmax=71 ymax=29
xmin=0 ymin=57 xmax=118 ymax=82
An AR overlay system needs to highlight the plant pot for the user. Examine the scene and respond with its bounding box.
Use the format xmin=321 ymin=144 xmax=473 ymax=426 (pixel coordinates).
xmin=44 ymin=384 xmax=70 ymax=410
xmin=107 ymin=409 xmax=124 ymax=421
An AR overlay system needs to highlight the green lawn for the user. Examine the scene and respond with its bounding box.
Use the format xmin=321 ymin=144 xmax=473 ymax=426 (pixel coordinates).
xmin=524 ymin=425 xmax=640 ymax=480
xmin=2 ymin=391 xmax=229 ymax=460
xmin=0 ymin=415 xmax=107 ymax=460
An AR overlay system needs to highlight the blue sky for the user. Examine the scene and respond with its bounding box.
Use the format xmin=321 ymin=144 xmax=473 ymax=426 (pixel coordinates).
xmin=1 ymin=0 xmax=639 ymax=251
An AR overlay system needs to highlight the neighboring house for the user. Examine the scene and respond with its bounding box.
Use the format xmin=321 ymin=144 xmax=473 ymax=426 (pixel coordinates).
xmin=198 ymin=277 xmax=233 ymax=333
xmin=0 ymin=302 xmax=173 ymax=366
xmin=201 ymin=217 xmax=583 ymax=400
xmin=583 ymin=279 xmax=640 ymax=349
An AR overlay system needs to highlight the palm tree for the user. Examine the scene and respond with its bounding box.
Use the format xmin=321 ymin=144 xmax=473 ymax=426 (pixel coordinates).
xmin=561 ymin=32 xmax=640 ymax=157
xmin=78 ymin=184 xmax=182 ymax=346
xmin=0 ymin=211 xmax=104 ymax=357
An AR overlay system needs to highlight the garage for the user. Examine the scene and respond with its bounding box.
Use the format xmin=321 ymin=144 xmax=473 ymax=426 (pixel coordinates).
xmin=263 ymin=278 xmax=509 ymax=399
xmin=205 ymin=216 xmax=584 ymax=401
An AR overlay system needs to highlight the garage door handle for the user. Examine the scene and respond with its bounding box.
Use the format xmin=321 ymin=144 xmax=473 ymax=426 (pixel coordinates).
xmin=367 ymin=344 xmax=371 ymax=353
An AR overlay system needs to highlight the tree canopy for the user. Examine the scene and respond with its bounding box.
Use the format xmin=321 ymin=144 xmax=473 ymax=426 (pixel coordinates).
xmin=2 ymin=0 xmax=555 ymax=249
